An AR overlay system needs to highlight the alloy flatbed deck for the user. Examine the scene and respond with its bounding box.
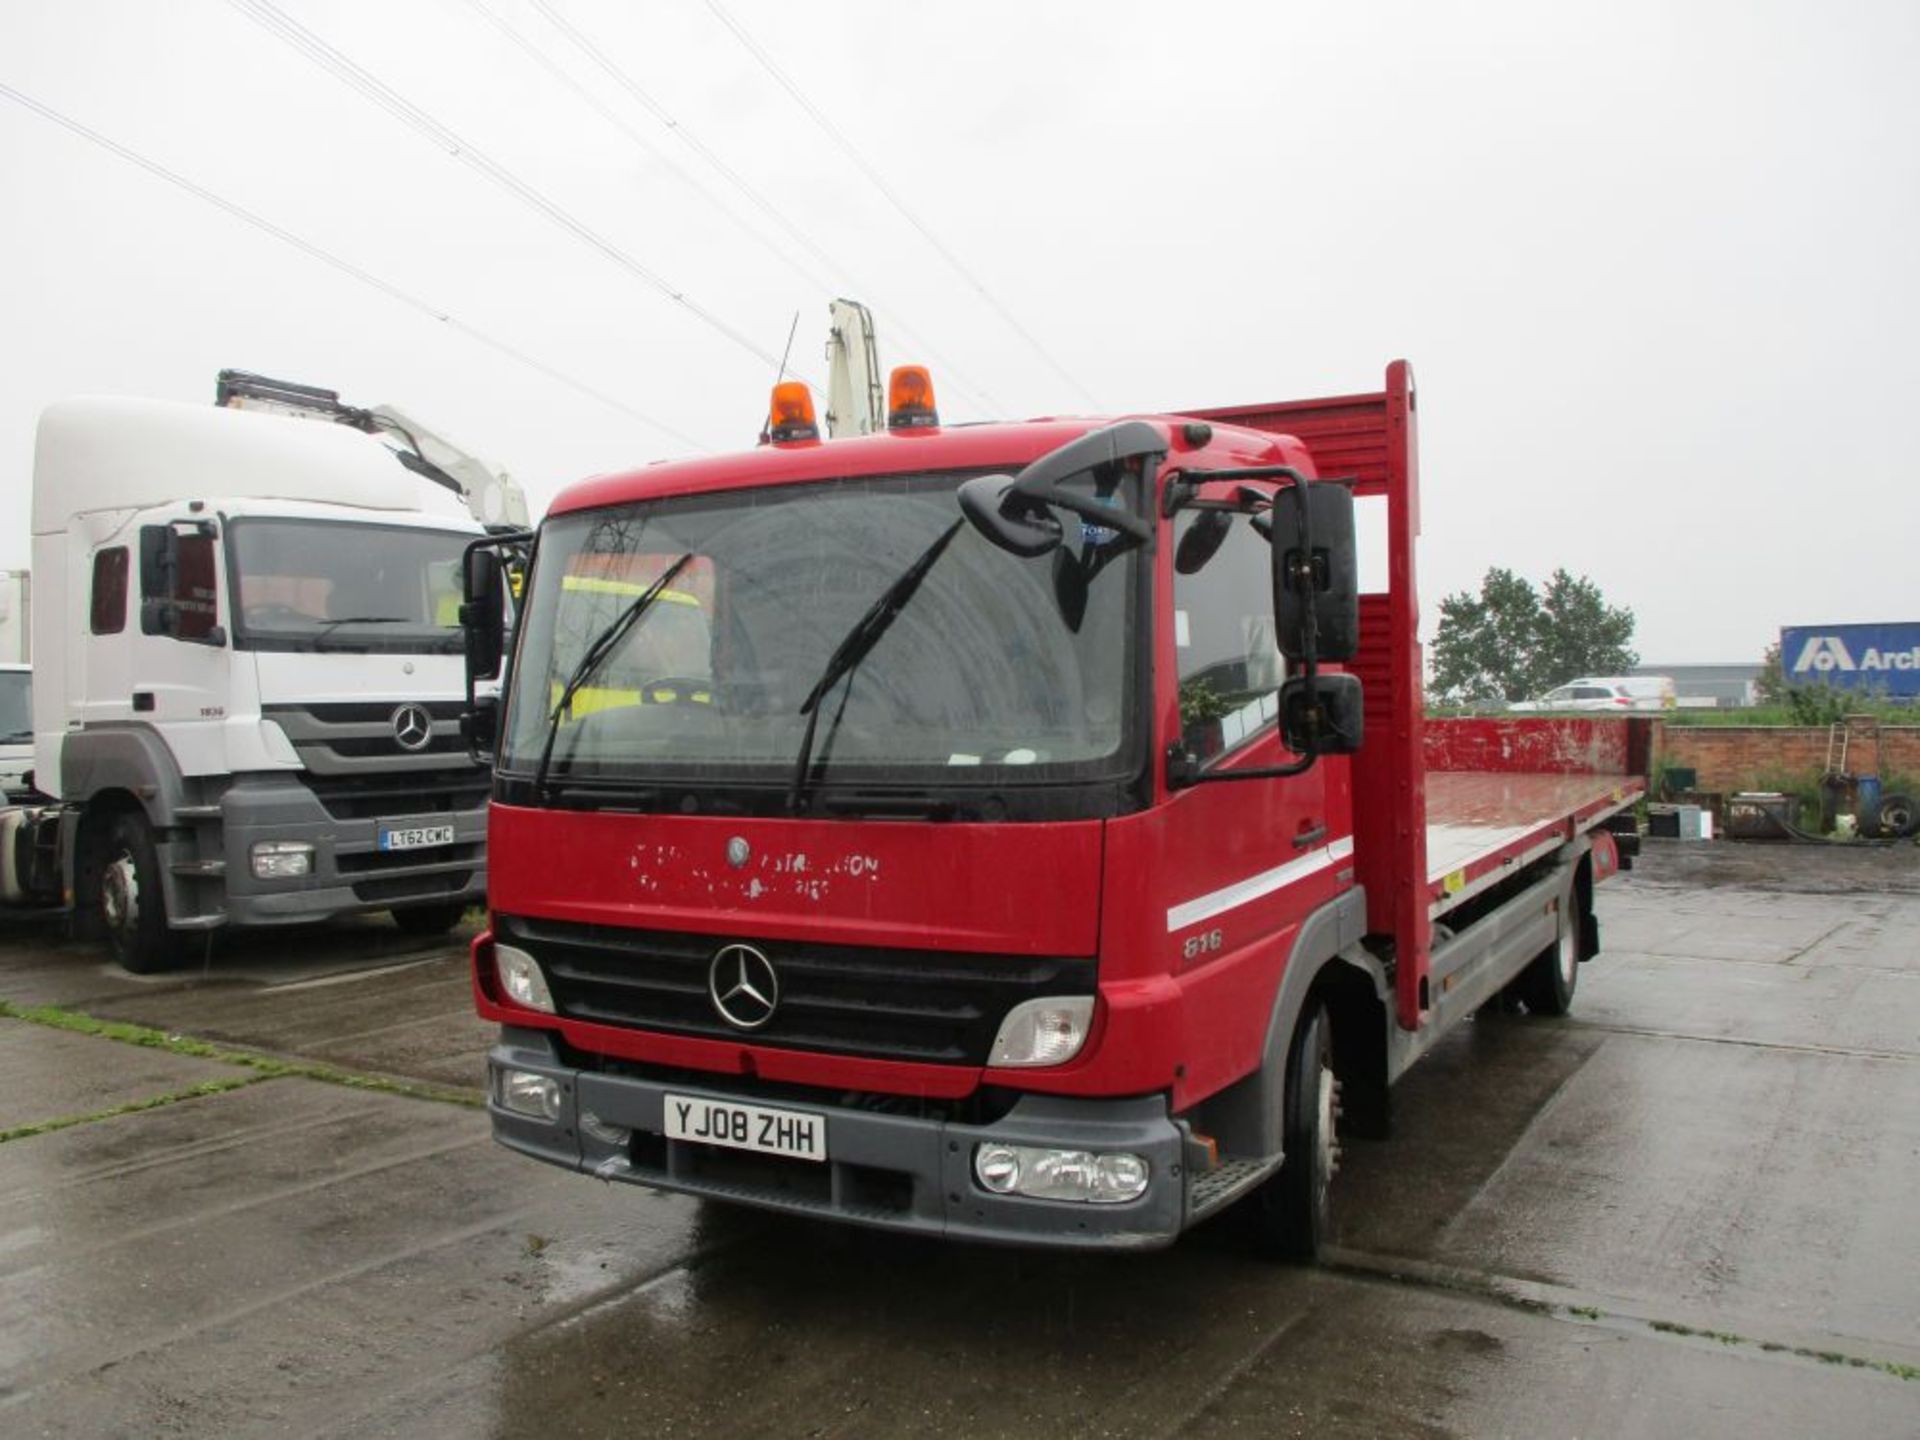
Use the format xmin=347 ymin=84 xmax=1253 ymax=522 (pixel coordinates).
xmin=1426 ymin=770 xmax=1640 ymax=919
xmin=1420 ymin=715 xmax=1649 ymax=921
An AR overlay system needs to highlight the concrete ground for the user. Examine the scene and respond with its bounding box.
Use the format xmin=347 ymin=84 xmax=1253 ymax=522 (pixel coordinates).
xmin=0 ymin=839 xmax=1915 ymax=1437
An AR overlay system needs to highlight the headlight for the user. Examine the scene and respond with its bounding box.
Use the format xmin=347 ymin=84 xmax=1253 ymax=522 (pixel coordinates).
xmin=496 ymin=1067 xmax=561 ymax=1122
xmin=250 ymin=841 xmax=313 ymax=879
xmin=973 ymin=1143 xmax=1149 ymax=1204
xmin=987 ymin=996 xmax=1094 ymax=1067
xmin=494 ymin=944 xmax=555 ymax=1013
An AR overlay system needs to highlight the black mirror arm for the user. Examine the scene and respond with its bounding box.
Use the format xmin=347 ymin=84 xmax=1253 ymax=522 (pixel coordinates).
xmin=1167 ymin=744 xmax=1318 ymax=788
xmin=1010 ymin=480 xmax=1155 ymax=545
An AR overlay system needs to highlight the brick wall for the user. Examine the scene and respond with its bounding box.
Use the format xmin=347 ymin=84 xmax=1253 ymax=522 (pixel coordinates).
xmin=1658 ymin=725 xmax=1920 ymax=791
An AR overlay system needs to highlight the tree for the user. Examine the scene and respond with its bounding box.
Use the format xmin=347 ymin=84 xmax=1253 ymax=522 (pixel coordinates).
xmin=1755 ymin=641 xmax=1786 ymax=705
xmin=1430 ymin=567 xmax=1638 ymax=706
xmin=1756 ymin=639 xmax=1853 ymax=724
xmin=1532 ymin=570 xmax=1638 ymax=691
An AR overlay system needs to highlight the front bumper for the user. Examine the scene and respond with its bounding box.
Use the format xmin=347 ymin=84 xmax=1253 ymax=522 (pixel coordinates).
xmin=488 ymin=1028 xmax=1190 ymax=1249
xmin=210 ymin=772 xmax=486 ymax=926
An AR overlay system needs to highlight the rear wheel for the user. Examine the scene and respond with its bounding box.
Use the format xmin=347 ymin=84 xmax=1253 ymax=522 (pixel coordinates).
xmin=98 ymin=812 xmax=183 ymax=975
xmin=1518 ymin=902 xmax=1580 ymax=1016
xmin=1247 ymin=1003 xmax=1339 ymax=1261
xmin=391 ymin=902 xmax=471 ymax=937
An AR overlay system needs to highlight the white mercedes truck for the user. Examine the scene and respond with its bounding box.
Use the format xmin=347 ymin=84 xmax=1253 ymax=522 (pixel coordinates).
xmin=0 ymin=386 xmax=508 ymax=971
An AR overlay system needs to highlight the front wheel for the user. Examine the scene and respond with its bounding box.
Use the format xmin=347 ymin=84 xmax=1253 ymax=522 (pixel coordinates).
xmin=98 ymin=812 xmax=183 ymax=974
xmin=1247 ymin=1002 xmax=1339 ymax=1262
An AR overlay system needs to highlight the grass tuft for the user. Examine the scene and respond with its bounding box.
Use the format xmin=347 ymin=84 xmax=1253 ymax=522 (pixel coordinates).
xmin=0 ymin=1000 xmax=483 ymax=1110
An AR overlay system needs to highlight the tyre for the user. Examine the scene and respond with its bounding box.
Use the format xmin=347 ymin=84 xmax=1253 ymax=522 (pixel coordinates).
xmin=391 ymin=901 xmax=472 ymax=937
xmin=1871 ymin=794 xmax=1917 ymax=840
xmin=1246 ymin=1002 xmax=1339 ymax=1262
xmin=98 ymin=811 xmax=183 ymax=975
xmin=1518 ymin=900 xmax=1579 ymax=1016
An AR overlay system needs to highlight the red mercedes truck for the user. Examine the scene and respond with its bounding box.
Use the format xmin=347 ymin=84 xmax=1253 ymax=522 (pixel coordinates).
xmin=459 ymin=361 xmax=1646 ymax=1255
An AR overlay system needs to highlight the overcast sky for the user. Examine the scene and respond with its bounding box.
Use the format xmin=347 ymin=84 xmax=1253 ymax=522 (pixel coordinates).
xmin=4 ymin=0 xmax=1916 ymax=664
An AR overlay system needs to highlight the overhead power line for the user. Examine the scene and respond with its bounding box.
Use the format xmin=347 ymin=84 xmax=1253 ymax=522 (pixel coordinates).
xmin=459 ymin=0 xmax=839 ymax=304
xmin=526 ymin=0 xmax=1010 ymax=417
xmin=225 ymin=0 xmax=811 ymax=388
xmin=0 ymin=77 xmax=706 ymax=452
xmin=702 ymin=0 xmax=1104 ymax=410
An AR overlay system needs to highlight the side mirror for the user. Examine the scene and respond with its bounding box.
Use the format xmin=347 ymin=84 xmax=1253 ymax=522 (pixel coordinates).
xmin=140 ymin=596 xmax=178 ymax=638
xmin=958 ymin=475 xmax=1063 ymax=557
xmin=139 ymin=525 xmax=179 ymax=637
xmin=1280 ymin=673 xmax=1364 ymax=755
xmin=461 ymin=548 xmax=507 ymax=682
xmin=958 ymin=422 xmax=1163 ymax=559
xmin=1270 ymin=481 xmax=1358 ymax=663
xmin=1174 ymin=510 xmax=1232 ymax=575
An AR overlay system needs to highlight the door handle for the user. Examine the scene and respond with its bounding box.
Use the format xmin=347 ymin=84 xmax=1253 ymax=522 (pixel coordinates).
xmin=1292 ymin=823 xmax=1327 ymax=850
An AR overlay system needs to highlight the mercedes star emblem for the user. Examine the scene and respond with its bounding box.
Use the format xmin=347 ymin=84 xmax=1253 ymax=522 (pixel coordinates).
xmin=708 ymin=943 xmax=779 ymax=1030
xmin=726 ymin=836 xmax=751 ymax=869
xmin=391 ymin=703 xmax=434 ymax=753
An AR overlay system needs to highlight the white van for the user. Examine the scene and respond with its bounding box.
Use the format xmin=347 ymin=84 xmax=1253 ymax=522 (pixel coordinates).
xmin=1509 ymin=675 xmax=1675 ymax=712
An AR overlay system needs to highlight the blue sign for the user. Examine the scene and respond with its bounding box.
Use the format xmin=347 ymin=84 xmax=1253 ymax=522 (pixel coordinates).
xmin=1781 ymin=623 xmax=1920 ymax=698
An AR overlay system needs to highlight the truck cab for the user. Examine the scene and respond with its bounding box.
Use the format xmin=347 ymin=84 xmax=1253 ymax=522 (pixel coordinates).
xmin=18 ymin=396 xmax=492 ymax=970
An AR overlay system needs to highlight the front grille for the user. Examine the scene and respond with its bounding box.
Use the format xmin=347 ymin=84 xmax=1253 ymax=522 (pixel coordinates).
xmin=302 ymin=771 xmax=490 ymax=821
xmin=264 ymin=702 xmax=478 ymax=775
xmin=351 ymin=870 xmax=474 ymax=902
xmin=278 ymin=701 xmax=467 ymax=724
xmin=336 ymin=842 xmax=485 ymax=875
xmin=626 ymin=1132 xmax=914 ymax=1217
xmin=323 ymin=732 xmax=469 ymax=759
xmin=498 ymin=914 xmax=1096 ymax=1067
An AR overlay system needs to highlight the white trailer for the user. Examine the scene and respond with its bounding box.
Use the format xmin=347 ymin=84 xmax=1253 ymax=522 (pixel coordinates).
xmin=0 ymin=571 xmax=27 ymax=663
xmin=0 ymin=663 xmax=31 ymax=801
xmin=1 ymin=395 xmax=494 ymax=970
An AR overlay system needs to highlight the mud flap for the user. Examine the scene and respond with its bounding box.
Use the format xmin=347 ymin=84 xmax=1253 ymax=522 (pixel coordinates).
xmin=1579 ymin=909 xmax=1601 ymax=962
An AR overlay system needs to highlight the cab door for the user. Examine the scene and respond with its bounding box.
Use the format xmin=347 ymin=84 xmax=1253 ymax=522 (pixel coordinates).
xmin=1156 ymin=500 xmax=1347 ymax=966
xmin=131 ymin=518 xmax=232 ymax=777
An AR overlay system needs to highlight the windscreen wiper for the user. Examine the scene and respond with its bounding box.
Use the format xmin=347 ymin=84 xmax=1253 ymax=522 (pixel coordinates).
xmin=533 ymin=553 xmax=695 ymax=797
xmin=313 ymin=614 xmax=406 ymax=639
xmin=788 ymin=518 xmax=965 ymax=811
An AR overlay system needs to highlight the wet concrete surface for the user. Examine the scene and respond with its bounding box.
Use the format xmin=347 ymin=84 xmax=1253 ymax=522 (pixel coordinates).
xmin=0 ymin=840 xmax=1915 ymax=1436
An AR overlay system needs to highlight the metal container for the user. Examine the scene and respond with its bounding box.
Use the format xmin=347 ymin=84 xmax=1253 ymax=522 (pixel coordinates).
xmin=1726 ymin=792 xmax=1795 ymax=840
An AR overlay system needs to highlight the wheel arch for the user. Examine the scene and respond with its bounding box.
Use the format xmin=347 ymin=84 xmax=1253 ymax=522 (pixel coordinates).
xmin=1189 ymin=888 xmax=1390 ymax=1159
xmin=61 ymin=724 xmax=191 ymax=829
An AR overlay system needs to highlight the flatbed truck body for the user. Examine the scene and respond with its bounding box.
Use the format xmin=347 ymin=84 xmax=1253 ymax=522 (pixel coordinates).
xmin=468 ymin=362 xmax=1646 ymax=1252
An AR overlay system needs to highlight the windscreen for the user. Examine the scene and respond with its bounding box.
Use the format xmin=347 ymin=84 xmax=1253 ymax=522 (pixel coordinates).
xmin=0 ymin=671 xmax=29 ymax=744
xmin=229 ymin=520 xmax=472 ymax=653
xmin=501 ymin=468 xmax=1139 ymax=792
